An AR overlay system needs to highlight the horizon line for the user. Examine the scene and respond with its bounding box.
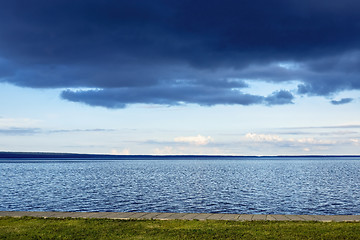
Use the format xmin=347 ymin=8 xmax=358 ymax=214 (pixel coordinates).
xmin=1 ymin=151 xmax=360 ymax=158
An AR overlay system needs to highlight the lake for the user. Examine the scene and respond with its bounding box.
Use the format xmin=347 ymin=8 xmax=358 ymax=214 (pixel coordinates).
xmin=1 ymin=156 xmax=360 ymax=215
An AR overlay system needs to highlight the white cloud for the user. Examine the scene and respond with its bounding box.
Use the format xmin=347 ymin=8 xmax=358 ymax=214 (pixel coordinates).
xmin=110 ymin=148 xmax=130 ymax=155
xmin=152 ymin=145 xmax=225 ymax=155
xmin=245 ymin=133 xmax=283 ymax=142
xmin=246 ymin=133 xmax=337 ymax=145
xmin=153 ymin=146 xmax=176 ymax=155
xmin=174 ymin=134 xmax=213 ymax=145
xmin=350 ymin=139 xmax=360 ymax=145
xmin=296 ymin=137 xmax=336 ymax=145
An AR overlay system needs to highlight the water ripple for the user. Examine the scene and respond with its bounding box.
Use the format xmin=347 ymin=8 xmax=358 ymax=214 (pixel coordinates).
xmin=1 ymin=158 xmax=360 ymax=215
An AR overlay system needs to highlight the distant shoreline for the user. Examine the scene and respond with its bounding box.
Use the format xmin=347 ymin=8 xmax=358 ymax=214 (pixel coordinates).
xmin=0 ymin=151 xmax=359 ymax=159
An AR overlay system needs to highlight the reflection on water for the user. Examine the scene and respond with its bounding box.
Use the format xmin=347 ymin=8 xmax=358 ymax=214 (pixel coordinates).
xmin=1 ymin=157 xmax=360 ymax=215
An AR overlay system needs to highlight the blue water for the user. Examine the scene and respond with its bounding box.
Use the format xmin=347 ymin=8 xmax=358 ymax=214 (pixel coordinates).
xmin=1 ymin=156 xmax=360 ymax=215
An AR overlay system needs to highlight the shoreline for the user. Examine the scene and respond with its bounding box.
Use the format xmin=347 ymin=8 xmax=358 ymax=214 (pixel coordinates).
xmin=1 ymin=211 xmax=360 ymax=222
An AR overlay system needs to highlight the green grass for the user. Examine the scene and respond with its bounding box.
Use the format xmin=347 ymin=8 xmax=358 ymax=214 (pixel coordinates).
xmin=1 ymin=217 xmax=360 ymax=240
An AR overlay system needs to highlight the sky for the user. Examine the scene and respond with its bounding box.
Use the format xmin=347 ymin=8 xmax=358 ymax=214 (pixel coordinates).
xmin=0 ymin=0 xmax=360 ymax=155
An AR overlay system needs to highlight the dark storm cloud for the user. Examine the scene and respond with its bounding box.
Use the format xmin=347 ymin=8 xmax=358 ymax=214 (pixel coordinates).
xmin=265 ymin=90 xmax=294 ymax=105
xmin=61 ymin=87 xmax=293 ymax=108
xmin=61 ymin=87 xmax=263 ymax=108
xmin=0 ymin=58 xmax=14 ymax=79
xmin=330 ymin=98 xmax=353 ymax=105
xmin=0 ymin=0 xmax=359 ymax=108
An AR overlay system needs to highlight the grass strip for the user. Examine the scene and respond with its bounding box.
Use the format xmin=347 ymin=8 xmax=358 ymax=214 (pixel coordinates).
xmin=1 ymin=216 xmax=360 ymax=240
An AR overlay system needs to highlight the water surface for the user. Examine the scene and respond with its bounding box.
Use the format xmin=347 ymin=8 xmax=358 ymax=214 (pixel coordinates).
xmin=1 ymin=156 xmax=360 ymax=215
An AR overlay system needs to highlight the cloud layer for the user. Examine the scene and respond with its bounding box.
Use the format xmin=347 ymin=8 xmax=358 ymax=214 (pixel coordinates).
xmin=0 ymin=0 xmax=359 ymax=108
xmin=174 ymin=135 xmax=213 ymax=146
